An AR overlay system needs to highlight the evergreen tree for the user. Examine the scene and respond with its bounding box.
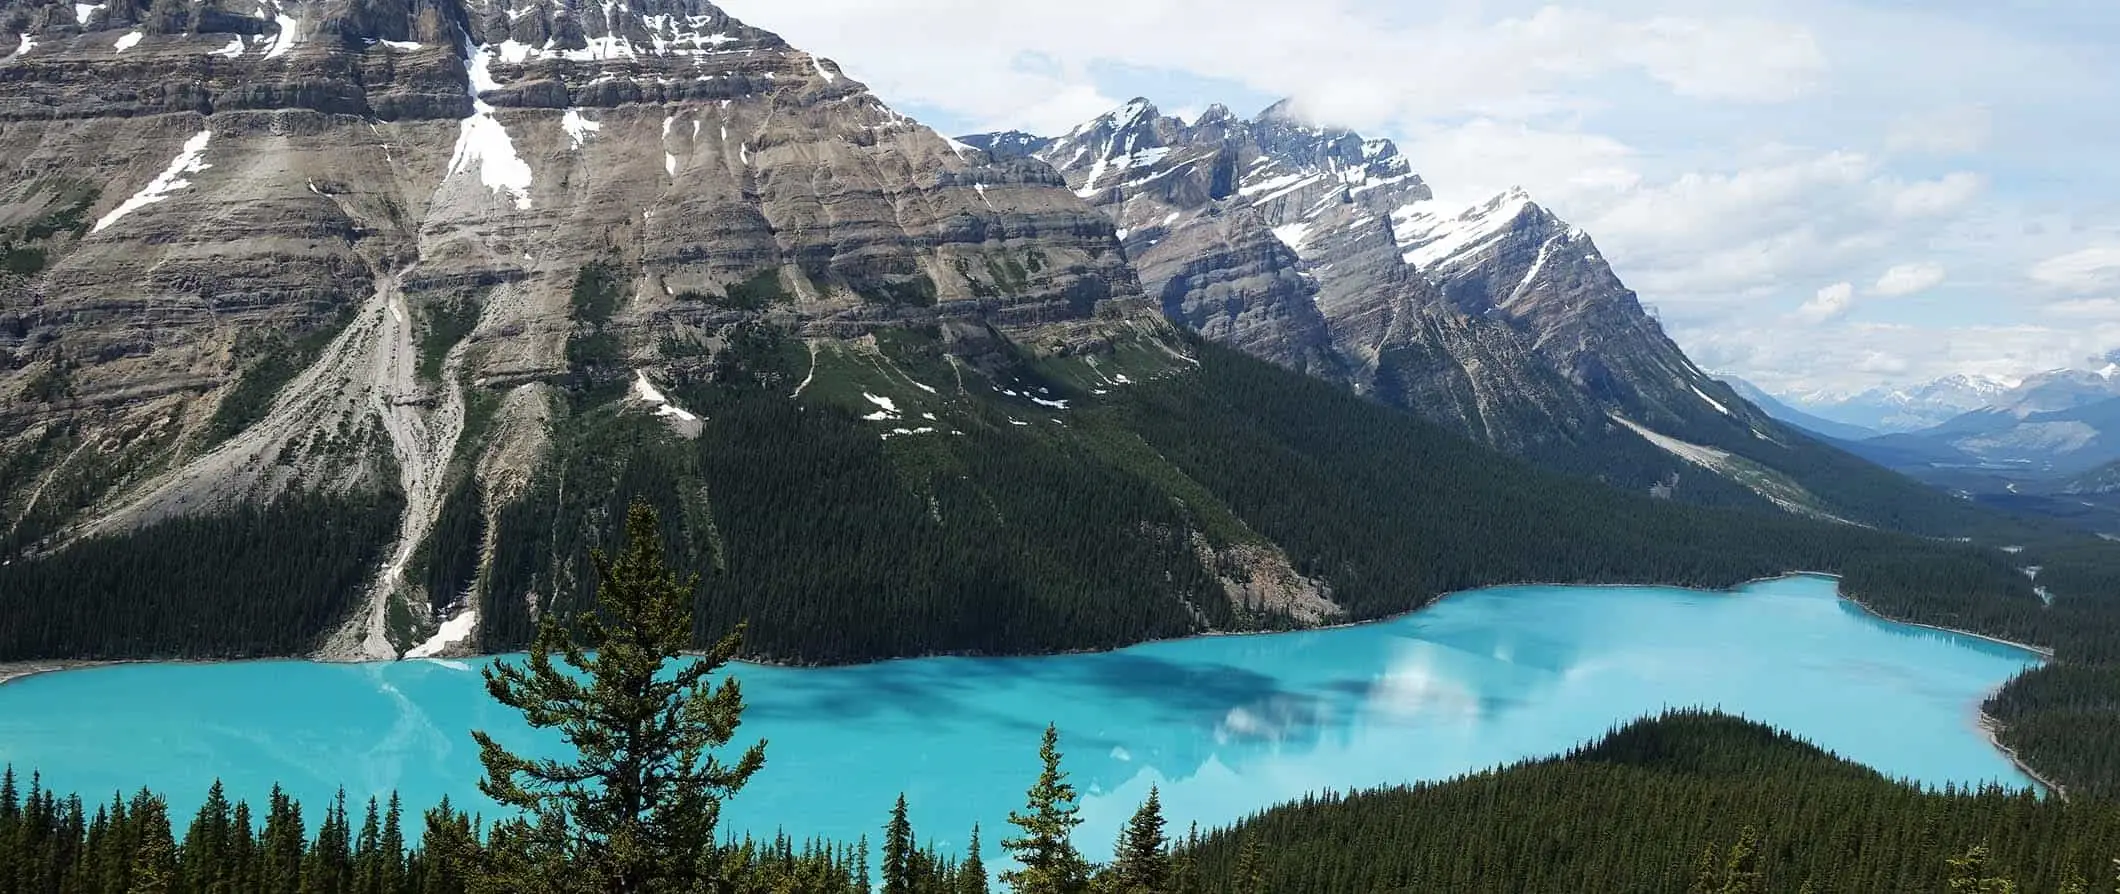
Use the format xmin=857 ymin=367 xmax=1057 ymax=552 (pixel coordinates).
xmin=262 ymin=787 xmax=304 ymax=894
xmin=1719 ymin=827 xmax=1763 ymax=894
xmin=473 ymin=501 xmax=767 ymax=894
xmin=1001 ymin=725 xmax=1088 ymax=894
xmin=179 ymin=781 xmax=233 ymax=894
xmin=378 ymin=794 xmax=405 ymax=894
xmin=1106 ymin=787 xmax=1168 ymax=894
xmin=883 ymin=794 xmax=914 ymax=894
xmin=1166 ymin=824 xmax=1200 ymax=894
xmin=126 ymin=790 xmax=177 ymax=894
xmin=1947 ymin=845 xmax=2019 ymax=894
xmin=854 ymin=835 xmax=872 ymax=894
xmin=355 ymin=797 xmax=382 ymax=894
xmin=1228 ymin=834 xmax=1262 ymax=894
xmin=959 ymin=825 xmax=988 ymax=894
xmin=229 ymin=801 xmax=257 ymax=894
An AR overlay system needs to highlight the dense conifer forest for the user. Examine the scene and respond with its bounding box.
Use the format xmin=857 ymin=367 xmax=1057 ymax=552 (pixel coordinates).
xmin=1182 ymin=711 xmax=2120 ymax=894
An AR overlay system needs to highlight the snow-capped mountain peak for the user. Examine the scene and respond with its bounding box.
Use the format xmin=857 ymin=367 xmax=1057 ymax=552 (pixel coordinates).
xmin=1391 ymin=188 xmax=1561 ymax=272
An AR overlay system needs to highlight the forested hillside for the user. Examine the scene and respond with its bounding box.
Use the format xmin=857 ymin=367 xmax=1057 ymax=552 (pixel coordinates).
xmin=1 ymin=331 xmax=2047 ymax=665
xmin=1183 ymin=711 xmax=2120 ymax=894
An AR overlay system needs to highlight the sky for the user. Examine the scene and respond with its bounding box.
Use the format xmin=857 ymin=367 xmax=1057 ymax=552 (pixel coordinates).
xmin=716 ymin=0 xmax=2120 ymax=401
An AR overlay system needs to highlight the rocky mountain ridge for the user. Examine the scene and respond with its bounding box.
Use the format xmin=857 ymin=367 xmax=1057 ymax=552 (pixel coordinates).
xmin=970 ymin=99 xmax=1848 ymax=510
xmin=0 ymin=0 xmax=1187 ymax=659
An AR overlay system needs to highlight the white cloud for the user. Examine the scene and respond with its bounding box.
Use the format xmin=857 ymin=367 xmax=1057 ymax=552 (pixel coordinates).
xmin=1889 ymin=172 xmax=1984 ymax=218
xmin=2047 ymin=298 xmax=2120 ymax=319
xmin=716 ymin=0 xmax=1830 ymax=137
xmin=1681 ymin=321 xmax=2120 ymax=398
xmin=1796 ymin=282 xmax=1855 ymax=323
xmin=1885 ymin=104 xmax=1992 ymax=155
xmin=1871 ymin=262 xmax=1947 ymax=297
xmin=1401 ymin=119 xmax=1639 ymax=209
xmin=2031 ymin=246 xmax=2120 ymax=294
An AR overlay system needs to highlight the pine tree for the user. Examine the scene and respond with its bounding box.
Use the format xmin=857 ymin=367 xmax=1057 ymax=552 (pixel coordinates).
xmin=230 ymin=801 xmax=258 ymax=894
xmin=127 ymin=790 xmax=178 ymax=894
xmin=1165 ymin=824 xmax=1200 ymax=894
xmin=1229 ymin=834 xmax=1262 ymax=894
xmin=1945 ymin=845 xmax=2018 ymax=894
xmin=262 ymin=787 xmax=304 ymax=894
xmin=959 ymin=825 xmax=988 ymax=894
xmin=854 ymin=835 xmax=872 ymax=894
xmin=883 ymin=794 xmax=914 ymax=894
xmin=180 ymin=781 xmax=233 ymax=894
xmin=472 ymin=501 xmax=767 ymax=894
xmin=1719 ymin=827 xmax=1763 ymax=894
xmin=378 ymin=794 xmax=405 ymax=894
xmin=1000 ymin=724 xmax=1088 ymax=894
xmin=354 ymin=797 xmax=382 ymax=894
xmin=1107 ymin=787 xmax=1168 ymax=894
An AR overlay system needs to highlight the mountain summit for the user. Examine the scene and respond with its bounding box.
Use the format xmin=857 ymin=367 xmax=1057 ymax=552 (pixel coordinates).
xmin=970 ymin=101 xmax=1830 ymax=499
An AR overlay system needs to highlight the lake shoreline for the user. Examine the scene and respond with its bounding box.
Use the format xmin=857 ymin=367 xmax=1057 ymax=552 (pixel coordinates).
xmin=1978 ymin=713 xmax=2067 ymax=801
xmin=0 ymin=660 xmax=124 ymax=688
xmin=1 ymin=571 xmax=2053 ymax=683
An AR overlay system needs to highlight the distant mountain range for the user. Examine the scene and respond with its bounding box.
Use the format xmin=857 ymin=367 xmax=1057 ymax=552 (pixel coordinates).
xmin=1721 ymin=378 xmax=1880 ymax=441
xmin=1787 ymin=375 xmax=2021 ymax=433
xmin=1738 ymin=368 xmax=2120 ymax=478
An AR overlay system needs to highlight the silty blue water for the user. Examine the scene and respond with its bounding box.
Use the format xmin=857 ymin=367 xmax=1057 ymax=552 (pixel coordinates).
xmin=0 ymin=576 xmax=2043 ymax=859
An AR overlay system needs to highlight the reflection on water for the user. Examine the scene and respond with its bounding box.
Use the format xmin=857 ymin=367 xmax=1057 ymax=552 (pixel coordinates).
xmin=0 ymin=576 xmax=2042 ymax=861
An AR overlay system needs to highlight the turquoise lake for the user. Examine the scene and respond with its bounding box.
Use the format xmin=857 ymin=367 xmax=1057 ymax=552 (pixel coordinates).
xmin=0 ymin=576 xmax=2043 ymax=861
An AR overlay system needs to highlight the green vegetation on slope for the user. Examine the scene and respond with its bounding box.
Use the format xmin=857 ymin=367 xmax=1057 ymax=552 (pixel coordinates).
xmin=1181 ymin=711 xmax=2120 ymax=894
xmin=0 ymin=491 xmax=402 ymax=659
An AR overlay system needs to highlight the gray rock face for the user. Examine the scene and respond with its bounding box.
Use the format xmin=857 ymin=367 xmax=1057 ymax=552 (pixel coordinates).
xmin=992 ymin=99 xmax=1659 ymax=451
xmin=974 ymin=98 xmax=1802 ymax=489
xmin=0 ymin=0 xmax=1152 ymax=657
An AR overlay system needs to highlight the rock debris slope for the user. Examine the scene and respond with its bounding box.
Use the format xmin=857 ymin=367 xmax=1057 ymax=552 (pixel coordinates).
xmin=0 ymin=0 xmax=1154 ymax=658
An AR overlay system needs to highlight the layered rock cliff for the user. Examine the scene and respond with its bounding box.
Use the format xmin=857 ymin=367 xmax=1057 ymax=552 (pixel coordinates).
xmin=0 ymin=0 xmax=1181 ymax=659
xmin=989 ymin=99 xmax=1838 ymax=500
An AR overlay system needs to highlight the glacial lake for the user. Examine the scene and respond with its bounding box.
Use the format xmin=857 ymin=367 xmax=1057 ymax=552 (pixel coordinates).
xmin=0 ymin=576 xmax=2043 ymax=860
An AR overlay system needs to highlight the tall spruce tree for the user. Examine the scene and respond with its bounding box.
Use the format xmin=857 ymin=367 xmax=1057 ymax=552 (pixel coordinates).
xmin=959 ymin=825 xmax=988 ymax=894
xmin=1001 ymin=725 xmax=1088 ymax=894
xmin=1228 ymin=834 xmax=1262 ymax=894
xmin=472 ymin=501 xmax=766 ymax=894
xmin=1106 ymin=786 xmax=1168 ymax=894
xmin=883 ymin=794 xmax=914 ymax=894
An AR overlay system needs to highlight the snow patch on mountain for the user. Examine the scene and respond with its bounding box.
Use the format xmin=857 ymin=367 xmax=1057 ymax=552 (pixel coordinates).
xmin=561 ymin=109 xmax=600 ymax=149
xmin=449 ymin=47 xmax=534 ymax=209
xmin=406 ymin=609 xmax=478 ymax=659
xmin=1393 ymin=189 xmax=1536 ymax=271
xmin=93 ymin=131 xmax=213 ymax=233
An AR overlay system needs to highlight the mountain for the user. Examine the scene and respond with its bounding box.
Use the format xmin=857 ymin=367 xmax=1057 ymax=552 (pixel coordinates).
xmin=0 ymin=4 xmax=2057 ymax=671
xmin=1869 ymin=394 xmax=2120 ymax=476
xmin=1842 ymin=369 xmax=2120 ymax=478
xmin=968 ymin=100 xmax=2020 ymax=534
xmin=1794 ymin=375 xmax=2019 ymax=433
xmin=1721 ymin=377 xmax=1879 ymax=441
xmin=0 ymin=0 xmax=1193 ymax=661
xmin=953 ymin=130 xmax=1053 ymax=160
xmin=1981 ymin=367 xmax=2120 ymax=418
